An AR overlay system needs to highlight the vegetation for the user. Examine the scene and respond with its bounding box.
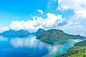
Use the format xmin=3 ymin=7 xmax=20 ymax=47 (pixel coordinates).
xmin=37 ymin=29 xmax=86 ymax=41
xmin=74 ymin=40 xmax=86 ymax=46
xmin=36 ymin=29 xmax=86 ymax=56
xmin=33 ymin=28 xmax=45 ymax=36
xmin=56 ymin=40 xmax=86 ymax=57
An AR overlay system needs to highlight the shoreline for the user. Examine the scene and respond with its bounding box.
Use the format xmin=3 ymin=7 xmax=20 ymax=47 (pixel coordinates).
xmin=43 ymin=39 xmax=83 ymax=57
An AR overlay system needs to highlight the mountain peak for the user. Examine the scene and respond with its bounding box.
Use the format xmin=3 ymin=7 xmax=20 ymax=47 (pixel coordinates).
xmin=33 ymin=28 xmax=45 ymax=36
xmin=36 ymin=28 xmax=45 ymax=34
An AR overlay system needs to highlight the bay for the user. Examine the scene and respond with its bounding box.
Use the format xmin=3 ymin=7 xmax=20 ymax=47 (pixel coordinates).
xmin=0 ymin=34 xmax=82 ymax=57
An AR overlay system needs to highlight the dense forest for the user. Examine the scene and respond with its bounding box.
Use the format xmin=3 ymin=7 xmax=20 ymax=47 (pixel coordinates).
xmin=56 ymin=40 xmax=86 ymax=57
xmin=37 ymin=29 xmax=85 ymax=41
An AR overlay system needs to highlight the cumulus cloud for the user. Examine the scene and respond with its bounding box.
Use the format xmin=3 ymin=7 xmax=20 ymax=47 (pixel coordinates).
xmin=57 ymin=0 xmax=86 ymax=11
xmin=37 ymin=9 xmax=44 ymax=14
xmin=57 ymin=0 xmax=86 ymax=36
xmin=0 ymin=26 xmax=9 ymax=33
xmin=10 ymin=17 xmax=44 ymax=30
xmin=42 ymin=13 xmax=64 ymax=28
xmin=57 ymin=0 xmax=86 ymax=28
xmin=10 ymin=13 xmax=66 ymax=30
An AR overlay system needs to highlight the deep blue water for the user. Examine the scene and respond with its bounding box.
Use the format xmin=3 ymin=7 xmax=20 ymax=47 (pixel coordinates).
xmin=0 ymin=34 xmax=82 ymax=57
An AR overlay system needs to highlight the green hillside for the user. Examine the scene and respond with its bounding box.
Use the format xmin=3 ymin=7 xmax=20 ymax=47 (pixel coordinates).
xmin=36 ymin=29 xmax=85 ymax=41
xmin=33 ymin=28 xmax=45 ymax=36
xmin=56 ymin=40 xmax=86 ymax=57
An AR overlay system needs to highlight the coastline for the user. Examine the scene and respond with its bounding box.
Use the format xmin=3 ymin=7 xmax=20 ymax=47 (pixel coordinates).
xmin=43 ymin=39 xmax=83 ymax=57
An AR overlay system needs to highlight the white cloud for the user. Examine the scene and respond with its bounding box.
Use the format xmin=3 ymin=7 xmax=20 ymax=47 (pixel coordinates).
xmin=42 ymin=13 xmax=63 ymax=28
xmin=37 ymin=9 xmax=44 ymax=14
xmin=10 ymin=13 xmax=65 ymax=31
xmin=0 ymin=26 xmax=9 ymax=33
xmin=10 ymin=17 xmax=44 ymax=30
xmin=58 ymin=0 xmax=86 ymax=28
xmin=57 ymin=0 xmax=86 ymax=36
xmin=57 ymin=0 xmax=86 ymax=10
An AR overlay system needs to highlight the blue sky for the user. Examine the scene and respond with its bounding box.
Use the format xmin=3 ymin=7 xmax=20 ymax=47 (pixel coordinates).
xmin=0 ymin=0 xmax=86 ymax=36
xmin=0 ymin=0 xmax=74 ymax=26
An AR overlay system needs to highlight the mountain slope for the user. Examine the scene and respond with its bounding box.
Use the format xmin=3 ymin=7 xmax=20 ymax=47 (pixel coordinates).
xmin=37 ymin=29 xmax=86 ymax=41
xmin=57 ymin=40 xmax=86 ymax=57
xmin=33 ymin=28 xmax=45 ymax=36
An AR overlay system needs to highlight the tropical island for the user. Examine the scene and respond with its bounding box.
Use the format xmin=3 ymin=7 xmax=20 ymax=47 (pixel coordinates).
xmin=56 ymin=40 xmax=86 ymax=57
xmin=0 ymin=28 xmax=86 ymax=57
xmin=0 ymin=29 xmax=30 ymax=38
xmin=36 ymin=29 xmax=86 ymax=44
xmin=33 ymin=28 xmax=45 ymax=36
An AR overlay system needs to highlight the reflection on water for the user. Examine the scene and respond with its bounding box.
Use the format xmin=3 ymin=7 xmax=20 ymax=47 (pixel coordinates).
xmin=0 ymin=34 xmax=82 ymax=57
xmin=10 ymin=35 xmax=53 ymax=49
xmin=0 ymin=36 xmax=8 ymax=41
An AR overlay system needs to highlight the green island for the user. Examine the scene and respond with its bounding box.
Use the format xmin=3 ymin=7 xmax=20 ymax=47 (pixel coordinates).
xmin=36 ymin=29 xmax=86 ymax=57
xmin=0 ymin=29 xmax=30 ymax=38
xmin=33 ymin=28 xmax=45 ymax=36
xmin=36 ymin=29 xmax=86 ymax=44
xmin=56 ymin=40 xmax=86 ymax=57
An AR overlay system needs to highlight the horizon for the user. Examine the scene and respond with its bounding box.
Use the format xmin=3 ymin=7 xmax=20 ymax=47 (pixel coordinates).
xmin=0 ymin=28 xmax=84 ymax=37
xmin=0 ymin=0 xmax=86 ymax=36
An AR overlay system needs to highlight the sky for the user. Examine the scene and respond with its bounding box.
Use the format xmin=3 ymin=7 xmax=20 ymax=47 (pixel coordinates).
xmin=0 ymin=0 xmax=86 ymax=36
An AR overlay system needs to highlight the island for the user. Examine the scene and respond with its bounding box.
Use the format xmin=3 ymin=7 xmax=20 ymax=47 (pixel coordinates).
xmin=33 ymin=28 xmax=45 ymax=36
xmin=0 ymin=29 xmax=30 ymax=38
xmin=36 ymin=29 xmax=86 ymax=44
xmin=56 ymin=40 xmax=86 ymax=57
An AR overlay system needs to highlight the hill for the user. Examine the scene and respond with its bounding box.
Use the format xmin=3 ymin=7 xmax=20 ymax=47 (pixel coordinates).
xmin=57 ymin=40 xmax=86 ymax=57
xmin=0 ymin=29 xmax=30 ymax=38
xmin=37 ymin=29 xmax=85 ymax=41
xmin=33 ymin=28 xmax=45 ymax=36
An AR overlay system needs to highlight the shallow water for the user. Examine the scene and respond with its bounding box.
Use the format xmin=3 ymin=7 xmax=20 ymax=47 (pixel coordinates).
xmin=0 ymin=34 xmax=82 ymax=57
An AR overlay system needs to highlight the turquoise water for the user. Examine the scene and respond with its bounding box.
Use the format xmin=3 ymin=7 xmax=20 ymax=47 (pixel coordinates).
xmin=0 ymin=34 xmax=81 ymax=57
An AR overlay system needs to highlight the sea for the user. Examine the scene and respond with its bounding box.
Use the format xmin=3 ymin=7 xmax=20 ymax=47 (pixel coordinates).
xmin=0 ymin=34 xmax=82 ymax=57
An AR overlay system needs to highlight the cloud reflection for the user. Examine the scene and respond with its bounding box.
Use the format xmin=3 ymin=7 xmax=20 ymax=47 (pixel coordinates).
xmin=0 ymin=36 xmax=8 ymax=41
xmin=43 ymin=45 xmax=63 ymax=57
xmin=10 ymin=35 xmax=53 ymax=50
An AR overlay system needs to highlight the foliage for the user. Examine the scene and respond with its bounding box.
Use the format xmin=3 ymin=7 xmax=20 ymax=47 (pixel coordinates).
xmin=37 ymin=29 xmax=85 ymax=41
xmin=33 ymin=28 xmax=45 ymax=36
xmin=74 ymin=40 xmax=86 ymax=46
xmin=56 ymin=40 xmax=86 ymax=57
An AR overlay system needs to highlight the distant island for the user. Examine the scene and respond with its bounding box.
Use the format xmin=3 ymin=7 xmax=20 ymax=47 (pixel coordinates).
xmin=0 ymin=29 xmax=30 ymax=38
xmin=57 ymin=40 xmax=86 ymax=57
xmin=0 ymin=28 xmax=45 ymax=38
xmin=36 ymin=29 xmax=86 ymax=44
xmin=0 ymin=28 xmax=85 ymax=41
xmin=0 ymin=28 xmax=86 ymax=57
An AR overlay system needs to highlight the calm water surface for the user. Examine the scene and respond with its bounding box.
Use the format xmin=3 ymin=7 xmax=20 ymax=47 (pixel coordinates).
xmin=0 ymin=34 xmax=82 ymax=57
